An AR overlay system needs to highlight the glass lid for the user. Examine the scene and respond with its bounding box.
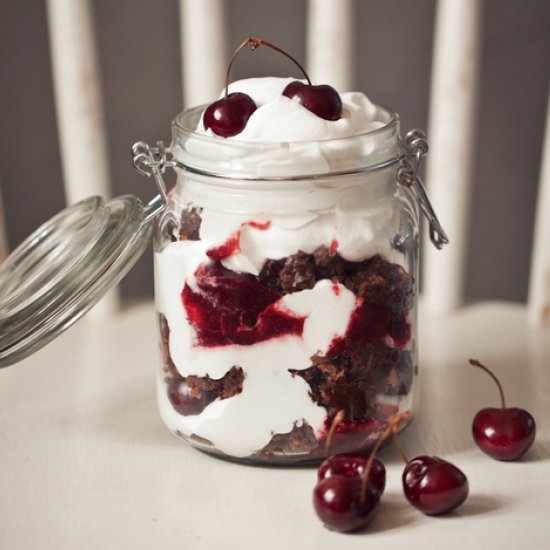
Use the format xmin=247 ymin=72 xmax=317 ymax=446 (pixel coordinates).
xmin=0 ymin=193 xmax=162 ymax=368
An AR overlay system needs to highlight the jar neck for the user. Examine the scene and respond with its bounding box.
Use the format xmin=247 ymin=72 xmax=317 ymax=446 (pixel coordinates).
xmin=169 ymin=104 xmax=403 ymax=181
xmin=171 ymin=165 xmax=399 ymax=217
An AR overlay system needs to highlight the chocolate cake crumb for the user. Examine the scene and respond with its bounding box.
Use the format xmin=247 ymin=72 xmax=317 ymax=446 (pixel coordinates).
xmin=166 ymin=366 xmax=245 ymax=416
xmin=183 ymin=366 xmax=245 ymax=401
xmin=279 ymin=251 xmax=316 ymax=293
xmin=312 ymin=245 xmax=349 ymax=279
xmin=179 ymin=206 xmax=202 ymax=241
xmin=259 ymin=421 xmax=318 ymax=456
xmin=258 ymin=258 xmax=285 ymax=293
xmin=258 ymin=249 xmax=412 ymax=314
xmin=343 ymin=254 xmax=413 ymax=312
xmin=159 ymin=314 xmax=245 ymax=416
xmin=291 ymin=344 xmax=413 ymax=420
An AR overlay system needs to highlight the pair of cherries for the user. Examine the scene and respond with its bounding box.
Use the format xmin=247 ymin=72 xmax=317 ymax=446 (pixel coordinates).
xmin=203 ymin=38 xmax=342 ymax=138
xmin=313 ymin=413 xmax=469 ymax=532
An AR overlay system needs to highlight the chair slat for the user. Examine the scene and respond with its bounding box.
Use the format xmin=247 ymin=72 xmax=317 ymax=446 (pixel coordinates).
xmin=180 ymin=0 xmax=227 ymax=108
xmin=46 ymin=0 xmax=118 ymax=316
xmin=423 ymin=0 xmax=482 ymax=314
xmin=528 ymin=89 xmax=550 ymax=326
xmin=306 ymin=0 xmax=353 ymax=91
xmin=0 ymin=179 xmax=7 ymax=262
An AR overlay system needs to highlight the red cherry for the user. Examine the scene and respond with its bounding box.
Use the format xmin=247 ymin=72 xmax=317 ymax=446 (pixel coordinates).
xmin=317 ymin=453 xmax=386 ymax=498
xmin=473 ymin=408 xmax=536 ymax=461
xmin=313 ymin=476 xmax=380 ymax=532
xmin=313 ymin=412 xmax=413 ymax=532
xmin=203 ymin=92 xmax=257 ymax=138
xmin=402 ymin=455 xmax=469 ymax=515
xmin=469 ymin=359 xmax=536 ymax=460
xmin=282 ymin=80 xmax=342 ymax=121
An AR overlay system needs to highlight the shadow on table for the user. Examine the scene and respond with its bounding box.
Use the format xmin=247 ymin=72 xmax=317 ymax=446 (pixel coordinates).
xmin=454 ymin=494 xmax=506 ymax=517
xmin=366 ymin=492 xmax=505 ymax=534
xmin=366 ymin=493 xmax=417 ymax=533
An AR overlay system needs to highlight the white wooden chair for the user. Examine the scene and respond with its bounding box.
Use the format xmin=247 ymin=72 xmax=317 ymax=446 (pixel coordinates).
xmin=1 ymin=0 xmax=548 ymax=326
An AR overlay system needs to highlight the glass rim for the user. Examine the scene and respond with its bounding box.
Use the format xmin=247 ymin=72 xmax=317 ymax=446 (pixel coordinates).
xmin=169 ymin=102 xmax=403 ymax=181
xmin=171 ymin=103 xmax=401 ymax=148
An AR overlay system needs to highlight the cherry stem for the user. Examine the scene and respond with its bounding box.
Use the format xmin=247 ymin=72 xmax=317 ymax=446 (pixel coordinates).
xmin=224 ymin=37 xmax=312 ymax=98
xmin=469 ymin=358 xmax=506 ymax=409
xmin=390 ymin=414 xmax=412 ymax=465
xmin=324 ymin=409 xmax=345 ymax=456
xmin=360 ymin=411 xmax=413 ymax=505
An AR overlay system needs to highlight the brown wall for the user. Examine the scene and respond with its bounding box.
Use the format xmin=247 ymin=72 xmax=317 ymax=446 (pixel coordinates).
xmin=1 ymin=0 xmax=549 ymax=303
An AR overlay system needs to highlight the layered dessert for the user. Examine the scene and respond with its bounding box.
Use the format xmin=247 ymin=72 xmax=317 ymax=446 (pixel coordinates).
xmin=154 ymin=75 xmax=417 ymax=463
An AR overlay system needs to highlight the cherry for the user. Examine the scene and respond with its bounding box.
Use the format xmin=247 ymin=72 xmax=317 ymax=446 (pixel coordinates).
xmin=203 ymin=37 xmax=342 ymax=137
xmin=203 ymin=93 xmax=256 ymax=138
xmin=386 ymin=412 xmax=468 ymax=516
xmin=402 ymin=456 xmax=469 ymax=515
xmin=282 ymin=80 xmax=342 ymax=121
xmin=469 ymin=359 xmax=536 ymax=461
xmin=313 ymin=477 xmax=380 ymax=532
xmin=313 ymin=412 xmax=411 ymax=532
xmin=317 ymin=453 xmax=386 ymax=498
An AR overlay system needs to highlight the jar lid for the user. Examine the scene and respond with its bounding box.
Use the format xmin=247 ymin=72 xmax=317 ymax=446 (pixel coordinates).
xmin=0 ymin=193 xmax=161 ymax=368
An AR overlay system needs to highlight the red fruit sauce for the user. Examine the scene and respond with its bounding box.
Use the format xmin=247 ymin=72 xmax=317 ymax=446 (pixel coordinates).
xmin=206 ymin=220 xmax=271 ymax=260
xmin=182 ymin=262 xmax=304 ymax=346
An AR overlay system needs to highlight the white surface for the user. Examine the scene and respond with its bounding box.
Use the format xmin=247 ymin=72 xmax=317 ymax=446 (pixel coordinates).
xmin=180 ymin=0 xmax=227 ymax=108
xmin=306 ymin=0 xmax=353 ymax=91
xmin=528 ymin=87 xmax=550 ymax=326
xmin=423 ymin=0 xmax=482 ymax=313
xmin=1 ymin=300 xmax=549 ymax=549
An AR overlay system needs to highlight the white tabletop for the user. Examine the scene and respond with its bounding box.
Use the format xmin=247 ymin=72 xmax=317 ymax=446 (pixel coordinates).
xmin=1 ymin=301 xmax=549 ymax=550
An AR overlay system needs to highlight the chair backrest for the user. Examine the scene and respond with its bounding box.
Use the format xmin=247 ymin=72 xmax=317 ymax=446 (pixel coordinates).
xmin=1 ymin=0 xmax=548 ymax=325
xmin=0 ymin=179 xmax=6 ymax=263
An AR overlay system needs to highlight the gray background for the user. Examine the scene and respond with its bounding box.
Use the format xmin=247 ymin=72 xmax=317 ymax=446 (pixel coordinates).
xmin=1 ymin=0 xmax=549 ymax=303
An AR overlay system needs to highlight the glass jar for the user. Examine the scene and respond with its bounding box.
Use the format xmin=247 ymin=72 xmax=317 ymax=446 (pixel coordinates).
xmin=151 ymin=103 xmax=446 ymax=465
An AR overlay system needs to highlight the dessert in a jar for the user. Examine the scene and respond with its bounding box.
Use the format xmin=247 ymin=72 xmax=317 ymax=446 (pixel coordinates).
xmin=152 ymin=41 xmax=444 ymax=464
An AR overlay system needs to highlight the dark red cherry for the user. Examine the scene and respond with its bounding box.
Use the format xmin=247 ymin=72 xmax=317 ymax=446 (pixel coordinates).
xmin=282 ymin=80 xmax=342 ymax=121
xmin=473 ymin=407 xmax=536 ymax=461
xmin=313 ymin=476 xmax=380 ymax=532
xmin=470 ymin=359 xmax=536 ymax=460
xmin=203 ymin=92 xmax=257 ymax=138
xmin=317 ymin=453 xmax=386 ymax=498
xmin=402 ymin=455 xmax=469 ymax=515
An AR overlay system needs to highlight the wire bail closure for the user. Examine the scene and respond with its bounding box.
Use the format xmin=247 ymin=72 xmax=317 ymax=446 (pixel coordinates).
xmin=398 ymin=130 xmax=449 ymax=250
xmin=132 ymin=141 xmax=175 ymax=223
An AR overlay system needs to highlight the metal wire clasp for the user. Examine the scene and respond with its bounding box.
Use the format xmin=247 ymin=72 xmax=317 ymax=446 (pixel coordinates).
xmin=132 ymin=141 xmax=176 ymax=223
xmin=398 ymin=130 xmax=449 ymax=250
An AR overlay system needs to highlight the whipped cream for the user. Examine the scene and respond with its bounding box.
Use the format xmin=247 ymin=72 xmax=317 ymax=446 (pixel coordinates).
xmin=171 ymin=77 xmax=400 ymax=178
xmin=199 ymin=77 xmax=384 ymax=142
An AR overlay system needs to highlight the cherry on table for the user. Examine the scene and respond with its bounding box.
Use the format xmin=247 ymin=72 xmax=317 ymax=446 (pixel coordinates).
xmin=402 ymin=455 xmax=469 ymax=515
xmin=317 ymin=453 xmax=386 ymax=499
xmin=313 ymin=476 xmax=380 ymax=532
xmin=387 ymin=412 xmax=469 ymax=515
xmin=469 ymin=358 xmax=536 ymax=461
xmin=313 ymin=411 xmax=415 ymax=532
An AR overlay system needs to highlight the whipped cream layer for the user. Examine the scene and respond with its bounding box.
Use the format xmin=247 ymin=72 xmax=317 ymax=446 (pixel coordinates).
xmin=201 ymin=77 xmax=384 ymax=142
xmin=171 ymin=77 xmax=400 ymax=177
